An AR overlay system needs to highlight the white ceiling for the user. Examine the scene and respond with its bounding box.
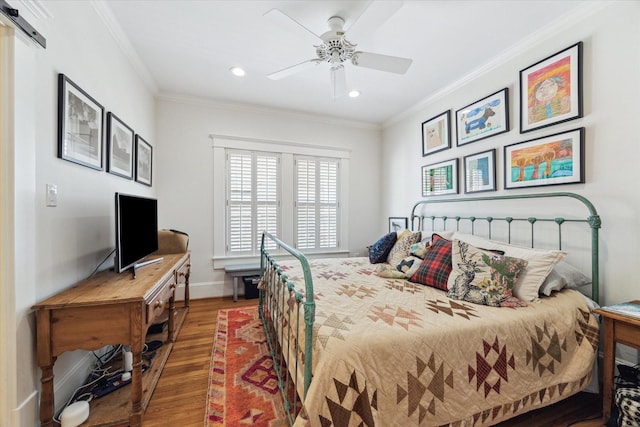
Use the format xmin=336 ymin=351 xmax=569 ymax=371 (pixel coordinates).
xmin=104 ymin=0 xmax=591 ymax=125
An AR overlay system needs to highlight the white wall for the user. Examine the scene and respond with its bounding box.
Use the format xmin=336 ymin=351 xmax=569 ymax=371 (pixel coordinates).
xmin=155 ymin=96 xmax=381 ymax=298
xmin=382 ymin=0 xmax=639 ymax=320
xmin=9 ymin=0 xmax=156 ymax=423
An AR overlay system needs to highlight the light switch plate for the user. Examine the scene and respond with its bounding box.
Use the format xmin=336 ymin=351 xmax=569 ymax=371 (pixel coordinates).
xmin=46 ymin=184 xmax=57 ymax=207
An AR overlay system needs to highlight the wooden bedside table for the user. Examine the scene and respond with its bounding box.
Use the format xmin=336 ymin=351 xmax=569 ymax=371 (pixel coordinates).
xmin=593 ymin=300 xmax=640 ymax=421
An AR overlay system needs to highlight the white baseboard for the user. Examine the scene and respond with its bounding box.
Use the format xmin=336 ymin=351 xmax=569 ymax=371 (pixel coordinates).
xmin=175 ymin=281 xmax=237 ymax=300
xmin=13 ymin=390 xmax=38 ymax=427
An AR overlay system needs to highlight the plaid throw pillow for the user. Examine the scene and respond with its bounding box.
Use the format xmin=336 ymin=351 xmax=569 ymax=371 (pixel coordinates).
xmin=408 ymin=234 xmax=452 ymax=290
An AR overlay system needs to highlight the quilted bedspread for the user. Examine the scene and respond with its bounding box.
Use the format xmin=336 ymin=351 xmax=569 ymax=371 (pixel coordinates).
xmin=270 ymin=257 xmax=599 ymax=427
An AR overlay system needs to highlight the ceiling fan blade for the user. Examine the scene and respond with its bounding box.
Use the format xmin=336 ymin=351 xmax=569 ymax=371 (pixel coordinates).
xmin=264 ymin=8 xmax=322 ymax=45
xmin=330 ymin=65 xmax=347 ymax=100
xmin=267 ymin=59 xmax=321 ymax=80
xmin=352 ymin=51 xmax=412 ymax=74
xmin=345 ymin=0 xmax=403 ymax=42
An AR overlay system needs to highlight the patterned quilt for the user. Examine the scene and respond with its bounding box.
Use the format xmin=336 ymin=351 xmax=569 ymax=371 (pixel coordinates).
xmin=267 ymin=257 xmax=599 ymax=427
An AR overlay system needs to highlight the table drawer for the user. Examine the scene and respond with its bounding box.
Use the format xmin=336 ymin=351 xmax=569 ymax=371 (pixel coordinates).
xmin=147 ymin=275 xmax=175 ymax=325
xmin=176 ymin=258 xmax=191 ymax=283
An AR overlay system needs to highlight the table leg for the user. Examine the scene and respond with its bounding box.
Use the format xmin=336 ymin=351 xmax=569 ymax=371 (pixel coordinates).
xmin=602 ymin=317 xmax=615 ymax=421
xmin=233 ymin=277 xmax=238 ymax=302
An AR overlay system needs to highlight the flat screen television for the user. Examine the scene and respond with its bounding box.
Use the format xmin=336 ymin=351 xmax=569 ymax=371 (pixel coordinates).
xmin=115 ymin=192 xmax=159 ymax=275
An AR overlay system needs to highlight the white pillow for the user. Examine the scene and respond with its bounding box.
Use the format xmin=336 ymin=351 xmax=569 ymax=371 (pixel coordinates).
xmin=451 ymin=232 xmax=566 ymax=302
xmin=539 ymin=260 xmax=592 ymax=296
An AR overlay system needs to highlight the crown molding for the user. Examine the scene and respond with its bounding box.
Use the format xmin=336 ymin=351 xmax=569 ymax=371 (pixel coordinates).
xmin=383 ymin=0 xmax=612 ymax=128
xmin=90 ymin=0 xmax=158 ymax=94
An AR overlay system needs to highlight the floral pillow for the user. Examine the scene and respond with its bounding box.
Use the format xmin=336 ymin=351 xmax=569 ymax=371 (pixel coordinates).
xmin=369 ymin=232 xmax=397 ymax=264
xmin=446 ymin=239 xmax=528 ymax=308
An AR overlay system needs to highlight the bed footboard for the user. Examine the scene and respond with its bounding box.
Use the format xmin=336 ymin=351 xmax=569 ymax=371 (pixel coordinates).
xmin=259 ymin=232 xmax=315 ymax=425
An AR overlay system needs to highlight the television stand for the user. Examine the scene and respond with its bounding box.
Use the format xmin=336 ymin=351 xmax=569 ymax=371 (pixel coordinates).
xmin=32 ymin=252 xmax=191 ymax=427
xmin=131 ymin=257 xmax=164 ymax=279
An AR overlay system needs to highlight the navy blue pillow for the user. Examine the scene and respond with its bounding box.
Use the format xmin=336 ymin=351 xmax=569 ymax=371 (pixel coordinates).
xmin=369 ymin=232 xmax=397 ymax=264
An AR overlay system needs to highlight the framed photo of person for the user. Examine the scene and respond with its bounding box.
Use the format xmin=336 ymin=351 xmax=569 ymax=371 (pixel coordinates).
xmin=519 ymin=42 xmax=583 ymax=133
xmin=421 ymin=110 xmax=451 ymax=156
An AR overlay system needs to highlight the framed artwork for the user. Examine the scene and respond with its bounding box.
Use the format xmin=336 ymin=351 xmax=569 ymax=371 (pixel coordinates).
xmin=464 ymin=149 xmax=496 ymax=194
xmin=455 ymin=88 xmax=509 ymax=146
xmin=421 ymin=110 xmax=451 ymax=156
xmin=519 ymin=41 xmax=583 ymax=133
xmin=504 ymin=128 xmax=584 ymax=189
xmin=135 ymin=135 xmax=153 ymax=186
xmin=389 ymin=217 xmax=408 ymax=233
xmin=106 ymin=112 xmax=134 ymax=179
xmin=421 ymin=158 xmax=458 ymax=197
xmin=57 ymin=74 xmax=104 ymax=170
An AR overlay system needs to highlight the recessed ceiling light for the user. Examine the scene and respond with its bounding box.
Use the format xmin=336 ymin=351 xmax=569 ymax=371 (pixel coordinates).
xmin=348 ymin=90 xmax=360 ymax=98
xmin=230 ymin=67 xmax=246 ymax=77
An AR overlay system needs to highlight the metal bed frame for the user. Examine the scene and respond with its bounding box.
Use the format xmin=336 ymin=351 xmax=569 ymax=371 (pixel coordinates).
xmin=258 ymin=192 xmax=601 ymax=425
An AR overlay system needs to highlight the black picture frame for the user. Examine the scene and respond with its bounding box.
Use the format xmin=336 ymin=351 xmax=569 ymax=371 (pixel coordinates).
xmin=135 ymin=135 xmax=153 ymax=186
xmin=463 ymin=149 xmax=496 ymax=194
xmin=388 ymin=217 xmax=408 ymax=233
xmin=421 ymin=158 xmax=459 ymax=197
xmin=519 ymin=41 xmax=583 ymax=133
xmin=57 ymin=74 xmax=104 ymax=170
xmin=504 ymin=128 xmax=584 ymax=189
xmin=107 ymin=112 xmax=134 ymax=179
xmin=455 ymin=88 xmax=509 ymax=146
xmin=421 ymin=110 xmax=451 ymax=156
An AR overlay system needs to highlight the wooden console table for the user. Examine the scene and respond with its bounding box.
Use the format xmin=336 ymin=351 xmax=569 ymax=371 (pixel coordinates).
xmin=32 ymin=252 xmax=191 ymax=427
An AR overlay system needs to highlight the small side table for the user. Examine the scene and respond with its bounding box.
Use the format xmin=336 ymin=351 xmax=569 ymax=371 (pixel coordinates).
xmin=224 ymin=264 xmax=262 ymax=302
xmin=593 ymin=300 xmax=640 ymax=422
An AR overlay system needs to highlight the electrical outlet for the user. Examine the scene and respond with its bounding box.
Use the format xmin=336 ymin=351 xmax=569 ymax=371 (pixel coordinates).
xmin=46 ymin=184 xmax=57 ymax=207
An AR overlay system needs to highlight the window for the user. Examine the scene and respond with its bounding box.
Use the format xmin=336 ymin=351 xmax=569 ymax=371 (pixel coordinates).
xmin=214 ymin=136 xmax=349 ymax=261
xmin=226 ymin=150 xmax=279 ymax=255
xmin=295 ymin=157 xmax=339 ymax=250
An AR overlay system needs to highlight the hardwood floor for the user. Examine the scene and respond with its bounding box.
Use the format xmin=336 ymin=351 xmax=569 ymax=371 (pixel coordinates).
xmin=142 ymin=297 xmax=606 ymax=427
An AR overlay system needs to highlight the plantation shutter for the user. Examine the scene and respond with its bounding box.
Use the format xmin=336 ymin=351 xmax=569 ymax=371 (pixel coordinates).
xmin=295 ymin=156 xmax=339 ymax=250
xmin=226 ymin=150 xmax=279 ymax=255
xmin=255 ymin=154 xmax=279 ymax=251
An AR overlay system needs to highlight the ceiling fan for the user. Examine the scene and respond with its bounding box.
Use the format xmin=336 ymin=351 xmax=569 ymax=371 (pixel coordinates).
xmin=264 ymin=1 xmax=413 ymax=99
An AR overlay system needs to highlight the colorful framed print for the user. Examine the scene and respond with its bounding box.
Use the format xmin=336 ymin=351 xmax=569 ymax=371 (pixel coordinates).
xmin=455 ymin=88 xmax=509 ymax=146
xmin=504 ymin=128 xmax=584 ymax=189
xmin=519 ymin=42 xmax=583 ymax=133
xmin=57 ymin=74 xmax=104 ymax=170
xmin=421 ymin=110 xmax=451 ymax=156
xmin=135 ymin=135 xmax=153 ymax=186
xmin=389 ymin=217 xmax=408 ymax=233
xmin=421 ymin=158 xmax=458 ymax=197
xmin=464 ymin=149 xmax=496 ymax=194
xmin=107 ymin=112 xmax=134 ymax=179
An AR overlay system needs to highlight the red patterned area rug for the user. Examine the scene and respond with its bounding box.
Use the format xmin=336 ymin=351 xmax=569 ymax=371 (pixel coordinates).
xmin=206 ymin=306 xmax=288 ymax=427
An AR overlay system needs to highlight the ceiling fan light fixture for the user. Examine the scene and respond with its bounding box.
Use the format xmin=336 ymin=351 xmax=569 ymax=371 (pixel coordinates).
xmin=229 ymin=66 xmax=246 ymax=77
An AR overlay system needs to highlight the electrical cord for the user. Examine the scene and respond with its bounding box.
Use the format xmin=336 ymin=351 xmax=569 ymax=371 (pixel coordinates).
xmin=87 ymin=248 xmax=116 ymax=279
